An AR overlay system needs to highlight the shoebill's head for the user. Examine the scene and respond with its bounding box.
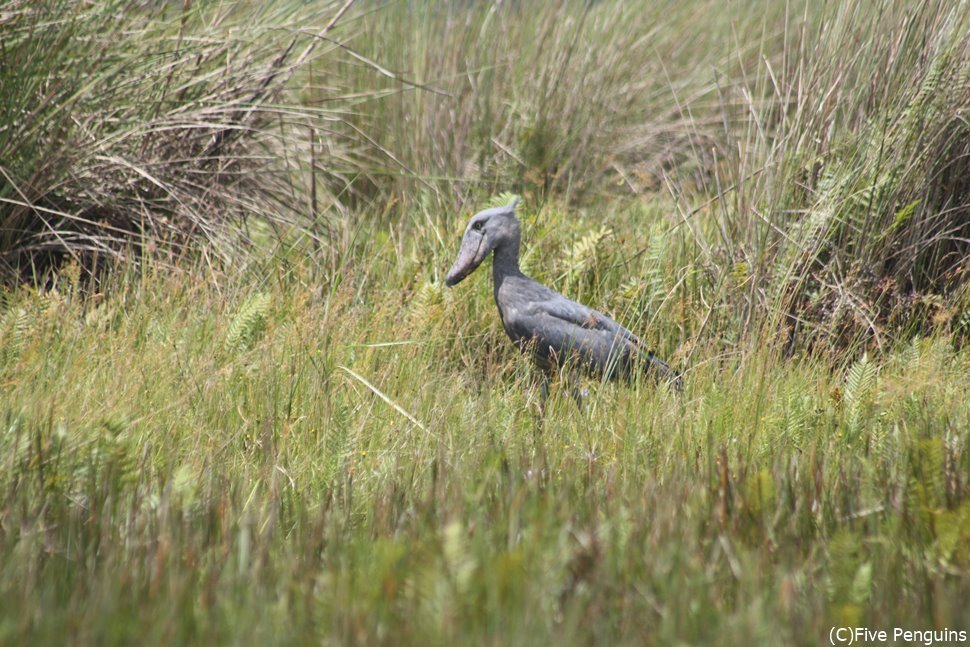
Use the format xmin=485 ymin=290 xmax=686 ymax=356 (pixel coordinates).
xmin=445 ymin=198 xmax=521 ymax=287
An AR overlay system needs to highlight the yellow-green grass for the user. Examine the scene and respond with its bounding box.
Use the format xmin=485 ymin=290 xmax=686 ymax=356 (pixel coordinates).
xmin=2 ymin=200 xmax=969 ymax=645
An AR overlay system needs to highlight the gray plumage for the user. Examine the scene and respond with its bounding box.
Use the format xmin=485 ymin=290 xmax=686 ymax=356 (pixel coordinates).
xmin=445 ymin=199 xmax=682 ymax=397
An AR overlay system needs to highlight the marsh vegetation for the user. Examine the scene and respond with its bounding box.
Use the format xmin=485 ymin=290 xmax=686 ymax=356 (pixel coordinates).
xmin=1 ymin=1 xmax=969 ymax=644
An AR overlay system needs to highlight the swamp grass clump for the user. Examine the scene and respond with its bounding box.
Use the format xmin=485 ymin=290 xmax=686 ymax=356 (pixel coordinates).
xmin=0 ymin=1 xmax=349 ymax=284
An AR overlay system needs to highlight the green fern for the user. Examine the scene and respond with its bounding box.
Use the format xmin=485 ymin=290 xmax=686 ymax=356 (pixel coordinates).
xmin=40 ymin=289 xmax=65 ymax=320
xmin=896 ymin=337 xmax=921 ymax=374
xmin=844 ymin=353 xmax=878 ymax=438
xmin=566 ymin=226 xmax=611 ymax=274
xmin=898 ymin=50 xmax=949 ymax=142
xmin=1 ymin=306 xmax=31 ymax=366
xmin=643 ymin=231 xmax=667 ymax=310
xmin=848 ymin=175 xmax=893 ymax=214
xmin=485 ymin=192 xmax=521 ymax=209
xmin=409 ymin=280 xmax=444 ymax=329
xmin=324 ymin=403 xmax=352 ymax=482
xmin=224 ymin=292 xmax=271 ymax=353
xmin=562 ymin=225 xmax=611 ymax=294
xmin=877 ymin=199 xmax=920 ymax=242
xmin=917 ymin=437 xmax=947 ymax=509
xmin=933 ymin=501 xmax=970 ymax=566
xmin=784 ymin=391 xmax=812 ymax=447
xmin=617 ymin=276 xmax=645 ymax=303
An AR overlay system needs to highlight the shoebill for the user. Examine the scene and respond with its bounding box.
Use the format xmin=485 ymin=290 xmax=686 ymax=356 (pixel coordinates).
xmin=444 ymin=199 xmax=681 ymax=415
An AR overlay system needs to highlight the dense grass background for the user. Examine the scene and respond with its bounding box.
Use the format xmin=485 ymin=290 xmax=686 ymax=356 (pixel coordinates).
xmin=2 ymin=0 xmax=970 ymax=644
xmin=2 ymin=220 xmax=970 ymax=645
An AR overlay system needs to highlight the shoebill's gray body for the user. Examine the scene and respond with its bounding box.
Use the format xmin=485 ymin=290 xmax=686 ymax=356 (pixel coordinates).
xmin=445 ymin=200 xmax=681 ymax=408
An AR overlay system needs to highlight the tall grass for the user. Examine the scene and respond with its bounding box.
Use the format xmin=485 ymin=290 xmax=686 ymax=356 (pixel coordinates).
xmin=309 ymin=0 xmax=789 ymax=203
xmin=0 ymin=1 xmax=349 ymax=282
xmin=4 ymin=0 xmax=967 ymax=349
xmin=307 ymin=0 xmax=969 ymax=350
xmin=735 ymin=1 xmax=970 ymax=352
xmin=2 ymin=0 xmax=970 ymax=644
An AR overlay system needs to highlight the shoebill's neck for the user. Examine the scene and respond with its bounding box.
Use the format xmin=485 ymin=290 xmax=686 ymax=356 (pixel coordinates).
xmin=492 ymin=237 xmax=522 ymax=287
